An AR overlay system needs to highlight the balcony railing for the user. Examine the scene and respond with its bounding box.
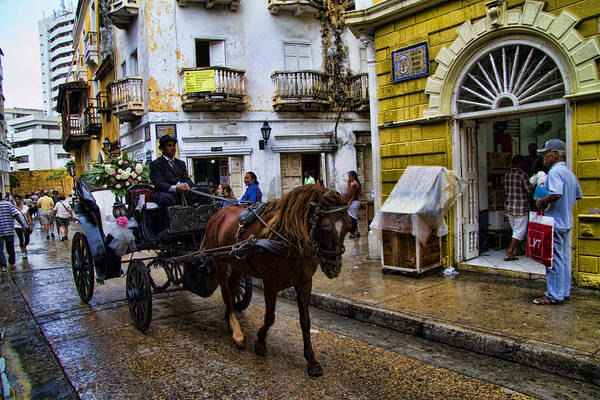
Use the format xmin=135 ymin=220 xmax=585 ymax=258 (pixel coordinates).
xmin=108 ymin=77 xmax=144 ymax=121
xmin=179 ymin=67 xmax=246 ymax=111
xmin=95 ymin=92 xmax=111 ymax=114
xmin=177 ymin=0 xmax=241 ymax=10
xmin=271 ymin=70 xmax=331 ymax=111
xmin=81 ymin=102 xmax=102 ymax=135
xmin=61 ymin=114 xmax=87 ymax=151
xmin=84 ymin=31 xmax=98 ymax=66
xmin=349 ymin=73 xmax=369 ymax=112
xmin=109 ymin=0 xmax=139 ymax=29
xmin=267 ymin=0 xmax=323 ymax=16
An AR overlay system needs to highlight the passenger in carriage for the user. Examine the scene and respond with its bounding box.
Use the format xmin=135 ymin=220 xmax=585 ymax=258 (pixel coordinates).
xmin=216 ymin=183 xmax=237 ymax=207
xmin=150 ymin=135 xmax=204 ymax=231
xmin=240 ymin=172 xmax=262 ymax=203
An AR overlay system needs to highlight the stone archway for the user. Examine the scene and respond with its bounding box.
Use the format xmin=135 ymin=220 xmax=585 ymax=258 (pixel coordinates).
xmin=424 ymin=0 xmax=600 ymax=117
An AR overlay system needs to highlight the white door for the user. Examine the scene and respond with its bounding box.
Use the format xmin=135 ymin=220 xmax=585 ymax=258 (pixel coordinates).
xmin=461 ymin=120 xmax=479 ymax=260
xmin=229 ymin=156 xmax=243 ymax=200
xmin=280 ymin=153 xmax=302 ymax=194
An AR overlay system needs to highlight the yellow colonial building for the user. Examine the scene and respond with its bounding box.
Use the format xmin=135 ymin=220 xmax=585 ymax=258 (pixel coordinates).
xmin=57 ymin=0 xmax=121 ymax=176
xmin=346 ymin=0 xmax=600 ymax=287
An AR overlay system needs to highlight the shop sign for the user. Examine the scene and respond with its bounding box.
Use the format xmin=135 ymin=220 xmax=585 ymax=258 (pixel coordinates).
xmin=184 ymin=69 xmax=216 ymax=93
xmin=391 ymin=42 xmax=429 ymax=83
xmin=211 ymin=147 xmax=223 ymax=152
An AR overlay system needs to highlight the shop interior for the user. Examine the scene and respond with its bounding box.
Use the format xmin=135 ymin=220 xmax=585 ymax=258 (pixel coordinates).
xmin=193 ymin=157 xmax=229 ymax=188
xmin=465 ymin=110 xmax=565 ymax=274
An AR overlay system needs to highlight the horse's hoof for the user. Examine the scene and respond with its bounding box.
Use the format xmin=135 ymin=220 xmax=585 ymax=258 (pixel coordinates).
xmin=233 ymin=335 xmax=245 ymax=349
xmin=255 ymin=341 xmax=267 ymax=356
xmin=307 ymin=363 xmax=323 ymax=377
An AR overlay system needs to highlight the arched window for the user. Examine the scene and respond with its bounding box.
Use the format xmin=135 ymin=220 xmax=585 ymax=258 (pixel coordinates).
xmin=456 ymin=43 xmax=565 ymax=114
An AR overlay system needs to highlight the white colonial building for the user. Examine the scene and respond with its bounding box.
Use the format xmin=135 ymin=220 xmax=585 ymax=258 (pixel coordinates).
xmin=107 ymin=0 xmax=372 ymax=200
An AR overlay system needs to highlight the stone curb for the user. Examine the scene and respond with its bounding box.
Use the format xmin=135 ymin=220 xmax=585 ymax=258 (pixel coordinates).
xmin=252 ymin=280 xmax=600 ymax=386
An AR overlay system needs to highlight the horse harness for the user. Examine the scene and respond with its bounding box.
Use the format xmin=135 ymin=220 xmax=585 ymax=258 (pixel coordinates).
xmin=234 ymin=190 xmax=349 ymax=269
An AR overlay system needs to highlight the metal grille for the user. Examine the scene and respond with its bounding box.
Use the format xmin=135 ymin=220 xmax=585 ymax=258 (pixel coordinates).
xmin=457 ymin=44 xmax=565 ymax=114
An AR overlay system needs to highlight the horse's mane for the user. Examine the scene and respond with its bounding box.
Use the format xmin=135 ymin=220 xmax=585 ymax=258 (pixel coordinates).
xmin=262 ymin=184 xmax=346 ymax=253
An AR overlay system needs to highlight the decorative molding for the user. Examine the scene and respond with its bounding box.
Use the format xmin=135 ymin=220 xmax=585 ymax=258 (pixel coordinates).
xmin=179 ymin=147 xmax=252 ymax=157
xmin=182 ymin=135 xmax=247 ymax=142
xmin=270 ymin=144 xmax=338 ymax=153
xmin=378 ymin=114 xmax=452 ymax=128
xmin=274 ymin=132 xmax=332 ymax=140
xmin=424 ymin=0 xmax=600 ymax=118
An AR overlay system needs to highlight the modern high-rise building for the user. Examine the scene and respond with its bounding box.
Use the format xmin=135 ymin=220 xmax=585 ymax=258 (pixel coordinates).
xmin=39 ymin=3 xmax=75 ymax=116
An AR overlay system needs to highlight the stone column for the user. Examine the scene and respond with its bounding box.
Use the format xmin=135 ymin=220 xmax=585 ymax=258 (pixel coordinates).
xmin=360 ymin=32 xmax=381 ymax=260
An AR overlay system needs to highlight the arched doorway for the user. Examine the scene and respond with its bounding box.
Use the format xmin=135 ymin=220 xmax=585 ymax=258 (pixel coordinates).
xmin=451 ymin=39 xmax=570 ymax=266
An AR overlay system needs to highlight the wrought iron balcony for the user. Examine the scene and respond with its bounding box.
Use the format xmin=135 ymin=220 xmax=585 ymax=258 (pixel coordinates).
xmin=267 ymin=0 xmax=323 ymax=16
xmin=108 ymin=0 xmax=139 ymax=29
xmin=179 ymin=67 xmax=246 ymax=111
xmin=348 ymin=73 xmax=369 ymax=112
xmin=271 ymin=70 xmax=331 ymax=112
xmin=81 ymin=101 xmax=102 ymax=135
xmin=95 ymin=92 xmax=111 ymax=114
xmin=108 ymin=77 xmax=144 ymax=121
xmin=84 ymin=31 xmax=98 ymax=66
xmin=61 ymin=114 xmax=88 ymax=152
xmin=177 ymin=0 xmax=241 ymax=10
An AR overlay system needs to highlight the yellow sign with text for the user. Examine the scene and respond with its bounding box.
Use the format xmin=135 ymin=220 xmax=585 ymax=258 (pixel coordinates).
xmin=184 ymin=69 xmax=216 ymax=93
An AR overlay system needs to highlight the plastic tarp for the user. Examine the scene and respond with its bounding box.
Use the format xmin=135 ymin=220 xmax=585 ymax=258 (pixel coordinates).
xmin=370 ymin=166 xmax=467 ymax=245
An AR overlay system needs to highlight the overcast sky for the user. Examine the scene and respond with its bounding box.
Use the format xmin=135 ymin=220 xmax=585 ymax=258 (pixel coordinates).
xmin=0 ymin=0 xmax=73 ymax=110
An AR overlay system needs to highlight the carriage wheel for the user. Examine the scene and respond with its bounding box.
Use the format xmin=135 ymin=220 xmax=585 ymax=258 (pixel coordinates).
xmin=71 ymin=232 xmax=95 ymax=303
xmin=126 ymin=260 xmax=153 ymax=332
xmin=147 ymin=258 xmax=174 ymax=293
xmin=232 ymin=275 xmax=253 ymax=311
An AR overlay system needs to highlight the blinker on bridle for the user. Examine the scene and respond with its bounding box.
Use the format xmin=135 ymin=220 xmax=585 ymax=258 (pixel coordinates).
xmin=309 ymin=201 xmax=348 ymax=266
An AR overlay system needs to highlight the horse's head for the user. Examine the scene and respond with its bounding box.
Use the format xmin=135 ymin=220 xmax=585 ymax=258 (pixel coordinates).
xmin=309 ymin=191 xmax=353 ymax=279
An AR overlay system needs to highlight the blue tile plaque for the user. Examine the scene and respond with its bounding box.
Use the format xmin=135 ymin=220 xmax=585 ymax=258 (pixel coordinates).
xmin=392 ymin=42 xmax=429 ymax=83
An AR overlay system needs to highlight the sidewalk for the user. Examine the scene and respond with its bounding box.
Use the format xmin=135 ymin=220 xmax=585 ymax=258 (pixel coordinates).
xmin=261 ymin=228 xmax=600 ymax=386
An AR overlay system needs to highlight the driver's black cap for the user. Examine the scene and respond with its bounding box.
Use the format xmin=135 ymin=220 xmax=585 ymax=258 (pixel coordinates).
xmin=158 ymin=134 xmax=177 ymax=149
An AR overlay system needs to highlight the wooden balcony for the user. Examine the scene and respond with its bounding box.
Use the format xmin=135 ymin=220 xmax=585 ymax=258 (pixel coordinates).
xmin=81 ymin=102 xmax=102 ymax=136
xmin=108 ymin=77 xmax=143 ymax=121
xmin=84 ymin=31 xmax=98 ymax=66
xmin=177 ymin=0 xmax=241 ymax=10
xmin=61 ymin=114 xmax=89 ymax=152
xmin=271 ymin=70 xmax=331 ymax=112
xmin=109 ymin=0 xmax=139 ymax=29
xmin=179 ymin=67 xmax=246 ymax=111
xmin=267 ymin=0 xmax=323 ymax=16
xmin=349 ymin=73 xmax=369 ymax=112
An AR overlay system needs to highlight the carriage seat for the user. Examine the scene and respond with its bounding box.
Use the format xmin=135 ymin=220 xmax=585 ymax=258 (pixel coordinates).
xmin=126 ymin=184 xmax=154 ymax=216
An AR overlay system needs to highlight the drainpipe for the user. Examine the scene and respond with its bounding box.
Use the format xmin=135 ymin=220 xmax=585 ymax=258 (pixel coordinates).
xmin=360 ymin=32 xmax=381 ymax=260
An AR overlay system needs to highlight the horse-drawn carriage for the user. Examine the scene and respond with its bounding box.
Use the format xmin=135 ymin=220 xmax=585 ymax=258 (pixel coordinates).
xmin=70 ymin=179 xmax=253 ymax=332
xmin=71 ymin=178 xmax=352 ymax=376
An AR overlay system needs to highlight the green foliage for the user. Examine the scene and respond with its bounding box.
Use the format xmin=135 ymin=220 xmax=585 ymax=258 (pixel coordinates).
xmin=80 ymin=152 xmax=151 ymax=198
xmin=46 ymin=167 xmax=70 ymax=194
xmin=9 ymin=173 xmax=20 ymax=188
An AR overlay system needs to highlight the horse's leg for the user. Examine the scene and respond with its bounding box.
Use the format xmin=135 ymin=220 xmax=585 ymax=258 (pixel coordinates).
xmin=228 ymin=268 xmax=243 ymax=298
xmin=217 ymin=262 xmax=245 ymax=348
xmin=295 ymin=281 xmax=323 ymax=377
xmin=255 ymin=283 xmax=277 ymax=356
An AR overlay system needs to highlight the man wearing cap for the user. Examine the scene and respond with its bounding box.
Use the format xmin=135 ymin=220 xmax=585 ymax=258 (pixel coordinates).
xmin=150 ymin=135 xmax=201 ymax=230
xmin=533 ymin=139 xmax=582 ymax=305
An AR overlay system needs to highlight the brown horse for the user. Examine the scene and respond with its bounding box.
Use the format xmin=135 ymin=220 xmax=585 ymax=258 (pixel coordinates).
xmin=202 ymin=185 xmax=352 ymax=376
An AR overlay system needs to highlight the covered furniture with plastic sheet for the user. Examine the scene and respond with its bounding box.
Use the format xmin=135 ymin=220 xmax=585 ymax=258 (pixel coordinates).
xmin=371 ymin=166 xmax=466 ymax=275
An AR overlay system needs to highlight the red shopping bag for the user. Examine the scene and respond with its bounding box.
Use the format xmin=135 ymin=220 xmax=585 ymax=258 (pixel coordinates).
xmin=526 ymin=210 xmax=554 ymax=268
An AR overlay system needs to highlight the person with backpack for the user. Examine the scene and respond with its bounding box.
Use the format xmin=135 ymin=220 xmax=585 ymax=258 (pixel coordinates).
xmin=52 ymin=195 xmax=73 ymax=241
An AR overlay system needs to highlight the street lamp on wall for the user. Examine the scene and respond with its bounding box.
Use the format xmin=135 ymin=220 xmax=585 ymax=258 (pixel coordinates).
xmin=102 ymin=137 xmax=120 ymax=156
xmin=66 ymin=160 xmax=77 ymax=178
xmin=259 ymin=121 xmax=272 ymax=150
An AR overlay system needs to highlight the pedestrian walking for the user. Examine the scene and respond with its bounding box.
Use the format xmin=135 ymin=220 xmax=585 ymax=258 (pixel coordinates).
xmin=503 ymin=155 xmax=532 ymax=261
xmin=344 ymin=171 xmax=361 ymax=239
xmin=240 ymin=172 xmax=262 ymax=203
xmin=216 ymin=183 xmax=237 ymax=207
xmin=37 ymin=191 xmax=55 ymax=239
xmin=53 ymin=195 xmax=73 ymax=241
xmin=13 ymin=195 xmax=33 ymax=259
xmin=0 ymin=196 xmax=26 ymax=272
xmin=533 ymin=139 xmax=582 ymax=305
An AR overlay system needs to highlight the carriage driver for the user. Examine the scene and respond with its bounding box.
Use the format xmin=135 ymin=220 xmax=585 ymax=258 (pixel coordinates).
xmin=150 ymin=134 xmax=203 ymax=231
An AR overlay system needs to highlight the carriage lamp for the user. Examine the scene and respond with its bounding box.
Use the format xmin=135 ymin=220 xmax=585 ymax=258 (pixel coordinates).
xmin=260 ymin=121 xmax=272 ymax=150
xmin=112 ymin=200 xmax=127 ymax=219
xmin=102 ymin=137 xmax=111 ymax=153
xmin=66 ymin=160 xmax=77 ymax=177
xmin=145 ymin=149 xmax=152 ymax=165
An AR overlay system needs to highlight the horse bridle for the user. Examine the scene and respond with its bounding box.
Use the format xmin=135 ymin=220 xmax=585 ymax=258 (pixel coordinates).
xmin=309 ymin=198 xmax=349 ymax=267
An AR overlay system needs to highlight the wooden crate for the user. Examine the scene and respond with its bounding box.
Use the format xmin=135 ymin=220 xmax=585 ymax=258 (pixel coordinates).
xmin=381 ymin=230 xmax=442 ymax=276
